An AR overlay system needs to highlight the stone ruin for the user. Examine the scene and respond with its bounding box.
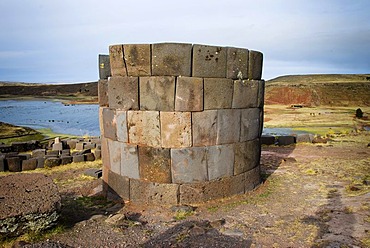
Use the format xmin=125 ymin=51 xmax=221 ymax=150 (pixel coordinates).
xmin=98 ymin=43 xmax=264 ymax=205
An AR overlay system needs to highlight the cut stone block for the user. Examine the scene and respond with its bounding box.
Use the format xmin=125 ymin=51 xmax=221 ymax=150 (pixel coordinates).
xmin=138 ymin=147 xmax=171 ymax=183
xmin=101 ymin=137 xmax=110 ymax=181
xmin=207 ymin=144 xmax=234 ymax=180
xmin=179 ymin=173 xmax=245 ymax=204
xmin=296 ymin=134 xmax=314 ymax=143
xmin=257 ymin=80 xmax=265 ymax=108
xmin=232 ymin=80 xmax=259 ymax=108
xmin=171 ymin=147 xmax=207 ymax=183
xmin=175 ymin=76 xmax=203 ymax=111
xmin=259 ymin=108 xmax=264 ymax=136
xmin=152 ymin=43 xmax=192 ymax=76
xmin=94 ymin=149 xmax=101 ymax=160
xmin=109 ymin=44 xmax=127 ymax=76
xmin=60 ymin=156 xmax=73 ymax=165
xmin=245 ymin=166 xmax=261 ymax=191
xmin=139 ymin=76 xmax=175 ymax=111
xmin=72 ymin=155 xmax=85 ymax=163
xmin=120 ymin=143 xmax=139 ymax=179
xmin=123 ymin=44 xmax=151 ymax=76
xmin=108 ymin=170 xmax=130 ymax=201
xmin=52 ymin=143 xmax=63 ymax=151
xmin=46 ymin=150 xmax=59 ymax=156
xmin=160 ymin=112 xmax=192 ymax=148
xmin=7 ymin=157 xmax=22 ymax=172
xmin=22 ymin=158 xmax=37 ymax=171
xmin=127 ymin=111 xmax=161 ymax=147
xmin=102 ymin=108 xmax=117 ymax=140
xmin=36 ymin=157 xmax=45 ymax=168
xmin=85 ymin=153 xmax=95 ymax=161
xmin=75 ymin=142 xmax=85 ymax=151
xmin=204 ymin=78 xmax=233 ymax=109
xmin=216 ymin=109 xmax=241 ymax=145
xmin=234 ymin=139 xmax=260 ymax=175
xmin=192 ymin=44 xmax=227 ymax=78
xmin=84 ymin=143 xmax=95 ymax=150
xmin=98 ymin=79 xmax=109 ymax=107
xmin=277 ymin=136 xmax=296 ymax=146
xmin=98 ymin=54 xmax=111 ymax=79
xmin=32 ymin=149 xmax=46 ymax=158
xmin=44 ymin=157 xmax=61 ymax=168
xmin=108 ymin=76 xmax=139 ymax=110
xmin=240 ymin=108 xmax=261 ymax=142
xmin=192 ymin=110 xmax=218 ymax=146
xmin=226 ymin=47 xmax=249 ymax=79
xmin=261 ymin=135 xmax=275 ymax=145
xmin=107 ymin=139 xmax=121 ymax=175
xmin=130 ymin=179 xmax=179 ymax=205
xmin=116 ymin=110 xmax=128 ymax=142
xmin=248 ymin=50 xmax=263 ymax=80
xmin=0 ymin=157 xmax=4 ymax=172
xmin=61 ymin=149 xmax=70 ymax=156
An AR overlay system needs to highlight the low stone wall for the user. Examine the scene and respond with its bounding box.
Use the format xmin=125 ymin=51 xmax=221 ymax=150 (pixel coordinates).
xmin=99 ymin=42 xmax=264 ymax=205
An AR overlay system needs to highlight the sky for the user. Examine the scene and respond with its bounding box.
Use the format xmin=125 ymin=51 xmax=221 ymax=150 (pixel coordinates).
xmin=0 ymin=0 xmax=369 ymax=83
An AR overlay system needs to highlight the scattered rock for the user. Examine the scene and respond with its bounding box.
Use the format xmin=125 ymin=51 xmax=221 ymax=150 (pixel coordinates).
xmin=170 ymin=205 xmax=196 ymax=213
xmin=312 ymin=136 xmax=328 ymax=144
xmin=84 ymin=168 xmax=102 ymax=178
xmin=210 ymin=218 xmax=226 ymax=229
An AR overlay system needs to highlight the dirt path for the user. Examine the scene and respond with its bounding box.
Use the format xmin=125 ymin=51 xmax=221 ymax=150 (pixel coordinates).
xmin=10 ymin=133 xmax=369 ymax=248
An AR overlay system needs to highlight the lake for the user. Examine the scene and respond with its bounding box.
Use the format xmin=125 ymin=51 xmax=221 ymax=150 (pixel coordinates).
xmin=0 ymin=100 xmax=100 ymax=137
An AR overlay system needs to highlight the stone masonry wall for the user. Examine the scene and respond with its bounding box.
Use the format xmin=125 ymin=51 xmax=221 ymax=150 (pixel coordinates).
xmin=98 ymin=43 xmax=264 ymax=205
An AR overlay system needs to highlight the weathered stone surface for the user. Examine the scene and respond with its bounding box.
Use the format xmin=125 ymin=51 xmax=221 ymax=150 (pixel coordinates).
xmin=179 ymin=173 xmax=245 ymax=204
xmin=248 ymin=50 xmax=263 ymax=80
xmin=277 ymin=136 xmax=296 ymax=146
xmin=32 ymin=149 xmax=46 ymax=158
xmin=130 ymin=179 xmax=179 ymax=205
xmin=152 ymin=43 xmax=192 ymax=76
xmin=139 ymin=76 xmax=175 ymax=111
xmin=234 ymin=139 xmax=260 ymax=175
xmin=171 ymin=147 xmax=207 ymax=183
xmin=116 ymin=110 xmax=128 ymax=142
xmin=102 ymin=108 xmax=117 ymax=140
xmin=226 ymin=47 xmax=248 ymax=79
xmin=98 ymin=79 xmax=109 ymax=107
xmin=107 ymin=139 xmax=121 ymax=175
xmin=245 ymin=166 xmax=261 ymax=191
xmin=175 ymin=76 xmax=203 ymax=111
xmin=52 ymin=142 xmax=63 ymax=151
xmin=94 ymin=149 xmax=101 ymax=160
xmin=75 ymin=142 xmax=85 ymax=151
xmin=84 ymin=143 xmax=95 ymax=150
xmin=257 ymin=80 xmax=265 ymax=108
xmin=36 ymin=157 xmax=45 ymax=168
xmin=127 ymin=111 xmax=161 ymax=147
xmin=123 ymin=44 xmax=151 ymax=76
xmin=66 ymin=139 xmax=78 ymax=150
xmin=192 ymin=110 xmax=218 ymax=146
xmin=216 ymin=109 xmax=241 ymax=145
xmin=7 ymin=157 xmax=21 ymax=172
xmin=22 ymin=158 xmax=37 ymax=171
xmin=109 ymin=44 xmax=127 ymax=76
xmin=44 ymin=157 xmax=61 ymax=168
xmin=160 ymin=112 xmax=192 ymax=148
xmin=85 ymin=153 xmax=95 ymax=161
xmin=240 ymin=108 xmax=260 ymax=142
xmin=60 ymin=156 xmax=73 ymax=165
xmin=46 ymin=150 xmax=59 ymax=156
xmin=120 ymin=143 xmax=139 ymax=179
xmin=261 ymin=135 xmax=275 ymax=145
xmin=101 ymin=137 xmax=110 ymax=183
xmin=73 ymin=154 xmax=85 ymax=163
xmin=98 ymin=54 xmax=111 ymax=79
xmin=107 ymin=170 xmax=130 ymax=201
xmin=232 ymin=80 xmax=259 ymax=108
xmin=108 ymin=76 xmax=139 ymax=110
xmin=0 ymin=173 xmax=60 ymax=239
xmin=138 ymin=147 xmax=171 ymax=183
xmin=204 ymin=78 xmax=233 ymax=109
xmin=207 ymin=144 xmax=234 ymax=180
xmin=0 ymin=156 xmax=4 ymax=172
xmin=296 ymin=133 xmax=314 ymax=143
xmin=61 ymin=149 xmax=71 ymax=156
xmin=192 ymin=45 xmax=227 ymax=78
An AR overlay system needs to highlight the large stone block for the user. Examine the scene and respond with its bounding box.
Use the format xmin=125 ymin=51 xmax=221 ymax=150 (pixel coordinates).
xmin=257 ymin=80 xmax=265 ymax=108
xmin=22 ymin=158 xmax=37 ymax=171
xmin=179 ymin=173 xmax=245 ymax=204
xmin=207 ymin=144 xmax=234 ymax=180
xmin=139 ymin=76 xmax=175 ymax=111
xmin=130 ymin=179 xmax=179 ymax=205
xmin=216 ymin=109 xmax=241 ymax=145
xmin=107 ymin=139 xmax=121 ymax=175
xmin=232 ymin=80 xmax=259 ymax=108
xmin=248 ymin=50 xmax=263 ymax=80
xmin=102 ymin=108 xmax=117 ymax=140
xmin=160 ymin=112 xmax=192 ymax=148
xmin=127 ymin=111 xmax=161 ymax=147
xmin=98 ymin=79 xmax=109 ymax=107
xmin=226 ymin=47 xmax=248 ymax=79
xmin=152 ymin=43 xmax=192 ymax=76
xmin=116 ymin=110 xmax=128 ymax=142
xmin=52 ymin=142 xmax=63 ymax=151
xmin=0 ymin=156 xmax=4 ymax=172
xmin=245 ymin=166 xmax=261 ymax=191
xmin=109 ymin=44 xmax=127 ymax=76
xmin=261 ymin=135 xmax=275 ymax=145
xmin=234 ymin=139 xmax=260 ymax=175
xmin=138 ymin=147 xmax=171 ymax=183
xmin=240 ymin=108 xmax=260 ymax=142
xmin=60 ymin=156 xmax=73 ymax=165
xmin=123 ymin=44 xmax=151 ymax=76
xmin=31 ymin=149 xmax=46 ymax=158
xmin=192 ymin=110 xmax=218 ymax=146
xmin=171 ymin=147 xmax=207 ymax=183
xmin=98 ymin=54 xmax=111 ymax=79
xmin=101 ymin=137 xmax=110 ymax=182
xmin=7 ymin=157 xmax=22 ymax=172
xmin=120 ymin=143 xmax=139 ymax=179
xmin=108 ymin=76 xmax=139 ymax=110
xmin=204 ymin=78 xmax=233 ymax=109
xmin=108 ymin=170 xmax=130 ymax=201
xmin=192 ymin=44 xmax=227 ymax=78
xmin=277 ymin=136 xmax=296 ymax=146
xmin=44 ymin=157 xmax=61 ymax=168
xmin=175 ymin=76 xmax=203 ymax=111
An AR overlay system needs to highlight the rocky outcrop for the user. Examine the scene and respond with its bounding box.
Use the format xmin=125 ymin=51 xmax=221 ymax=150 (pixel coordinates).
xmin=0 ymin=173 xmax=61 ymax=240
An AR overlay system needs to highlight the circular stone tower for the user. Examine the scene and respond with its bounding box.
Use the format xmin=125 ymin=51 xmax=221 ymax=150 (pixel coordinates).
xmin=98 ymin=43 xmax=264 ymax=205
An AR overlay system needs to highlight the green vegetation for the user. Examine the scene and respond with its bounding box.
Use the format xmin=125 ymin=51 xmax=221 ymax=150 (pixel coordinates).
xmin=267 ymin=74 xmax=370 ymax=85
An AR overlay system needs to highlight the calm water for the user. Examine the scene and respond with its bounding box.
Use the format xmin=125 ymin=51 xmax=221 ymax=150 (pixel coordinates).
xmin=0 ymin=100 xmax=100 ymax=137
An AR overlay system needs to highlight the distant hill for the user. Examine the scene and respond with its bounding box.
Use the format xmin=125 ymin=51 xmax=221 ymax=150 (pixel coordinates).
xmin=265 ymin=74 xmax=370 ymax=106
